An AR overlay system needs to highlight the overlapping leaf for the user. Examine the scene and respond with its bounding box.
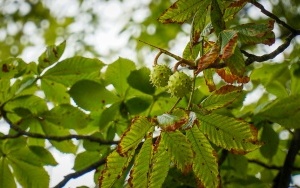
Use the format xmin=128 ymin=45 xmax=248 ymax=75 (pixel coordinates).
xmin=203 ymin=69 xmax=216 ymax=91
xmin=216 ymin=67 xmax=249 ymax=84
xmin=158 ymin=0 xmax=210 ymax=24
xmin=117 ymin=117 xmax=152 ymax=155
xmin=157 ymin=109 xmax=188 ymax=131
xmin=41 ymin=79 xmax=69 ymax=104
xmin=197 ymin=113 xmax=261 ymax=154
xmin=196 ymin=43 xmax=220 ymax=74
xmin=162 ymin=130 xmax=193 ymax=172
xmin=201 ymin=85 xmax=243 ymax=111
xmin=0 ymin=158 xmax=16 ymax=188
xmin=127 ymin=67 xmax=155 ymax=95
xmin=210 ymin=0 xmax=225 ymax=35
xmin=99 ymin=150 xmax=135 ymax=188
xmin=225 ymin=48 xmax=246 ymax=77
xmin=186 ymin=125 xmax=219 ymax=188
xmin=223 ymin=0 xmax=248 ymax=20
xmin=128 ymin=135 xmax=153 ymax=188
xmin=220 ymin=30 xmax=238 ymax=60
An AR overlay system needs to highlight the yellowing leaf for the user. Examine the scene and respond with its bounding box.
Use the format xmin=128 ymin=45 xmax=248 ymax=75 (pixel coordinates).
xmin=201 ymin=85 xmax=243 ymax=111
xmin=162 ymin=130 xmax=193 ymax=173
xmin=203 ymin=69 xmax=216 ymax=92
xmin=197 ymin=113 xmax=261 ymax=154
xmin=196 ymin=44 xmax=220 ymax=74
xmin=117 ymin=117 xmax=152 ymax=155
xmin=128 ymin=135 xmax=153 ymax=188
xmin=225 ymin=48 xmax=246 ymax=77
xmin=220 ymin=30 xmax=238 ymax=60
xmin=157 ymin=109 xmax=188 ymax=132
xmin=210 ymin=0 xmax=225 ymax=35
xmin=186 ymin=125 xmax=220 ymax=188
xmin=159 ymin=0 xmax=210 ymax=24
xmin=99 ymin=150 xmax=135 ymax=188
xmin=216 ymin=67 xmax=249 ymax=84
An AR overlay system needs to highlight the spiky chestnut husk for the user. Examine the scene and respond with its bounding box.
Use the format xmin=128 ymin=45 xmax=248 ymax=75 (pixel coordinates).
xmin=150 ymin=65 xmax=173 ymax=87
xmin=167 ymin=71 xmax=192 ymax=98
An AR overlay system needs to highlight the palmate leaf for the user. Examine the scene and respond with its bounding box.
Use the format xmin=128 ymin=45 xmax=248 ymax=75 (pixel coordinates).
xmin=99 ymin=150 xmax=135 ymax=188
xmin=158 ymin=0 xmax=210 ymax=24
xmin=186 ymin=125 xmax=219 ymax=188
xmin=117 ymin=117 xmax=152 ymax=155
xmin=42 ymin=56 xmax=104 ymax=87
xmin=201 ymin=85 xmax=243 ymax=111
xmin=162 ymin=130 xmax=193 ymax=172
xmin=128 ymin=135 xmax=153 ymax=188
xmin=147 ymin=137 xmax=170 ymax=188
xmin=197 ymin=113 xmax=261 ymax=154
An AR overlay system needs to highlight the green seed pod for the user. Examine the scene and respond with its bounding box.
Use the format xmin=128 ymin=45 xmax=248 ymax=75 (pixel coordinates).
xmin=150 ymin=65 xmax=173 ymax=87
xmin=167 ymin=71 xmax=192 ymax=98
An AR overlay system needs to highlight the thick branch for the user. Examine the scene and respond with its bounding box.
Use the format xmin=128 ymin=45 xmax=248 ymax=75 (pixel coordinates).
xmin=53 ymin=157 xmax=106 ymax=188
xmin=273 ymin=129 xmax=300 ymax=188
xmin=1 ymin=109 xmax=118 ymax=145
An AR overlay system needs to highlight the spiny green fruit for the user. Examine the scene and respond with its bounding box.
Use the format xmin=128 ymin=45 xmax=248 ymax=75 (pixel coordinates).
xmin=167 ymin=71 xmax=192 ymax=98
xmin=150 ymin=65 xmax=173 ymax=87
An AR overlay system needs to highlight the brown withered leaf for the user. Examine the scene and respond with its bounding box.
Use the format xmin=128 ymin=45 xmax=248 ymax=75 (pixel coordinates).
xmin=216 ymin=68 xmax=249 ymax=84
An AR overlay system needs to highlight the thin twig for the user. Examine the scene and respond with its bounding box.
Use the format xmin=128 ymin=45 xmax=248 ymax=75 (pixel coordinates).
xmin=53 ymin=157 xmax=106 ymax=188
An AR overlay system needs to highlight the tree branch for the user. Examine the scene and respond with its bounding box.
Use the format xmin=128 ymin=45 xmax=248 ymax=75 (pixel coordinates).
xmin=53 ymin=157 xmax=106 ymax=188
xmin=1 ymin=109 xmax=119 ymax=145
xmin=273 ymin=129 xmax=300 ymax=188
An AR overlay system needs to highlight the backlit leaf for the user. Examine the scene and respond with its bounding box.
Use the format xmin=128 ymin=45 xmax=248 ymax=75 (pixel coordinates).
xmin=201 ymin=85 xmax=243 ymax=111
xmin=38 ymin=40 xmax=66 ymax=73
xmin=127 ymin=67 xmax=155 ymax=95
xmin=210 ymin=0 xmax=225 ymax=35
xmin=157 ymin=108 xmax=188 ymax=131
xmin=258 ymin=95 xmax=300 ymax=128
xmin=28 ymin=146 xmax=58 ymax=166
xmin=197 ymin=113 xmax=261 ymax=154
xmin=197 ymin=44 xmax=220 ymax=74
xmin=220 ymin=30 xmax=238 ymax=60
xmin=128 ymin=135 xmax=153 ymax=188
xmin=159 ymin=0 xmax=210 ymax=24
xmin=99 ymin=150 xmax=135 ymax=188
xmin=186 ymin=125 xmax=219 ymax=188
xmin=41 ymin=79 xmax=69 ymax=104
xmin=203 ymin=69 xmax=216 ymax=91
xmin=162 ymin=130 xmax=193 ymax=172
xmin=43 ymin=56 xmax=104 ymax=86
xmin=73 ymin=151 xmax=101 ymax=171
xmin=0 ymin=158 xmax=16 ymax=188
xmin=147 ymin=137 xmax=170 ymax=188
xmin=225 ymin=48 xmax=245 ymax=77
xmin=69 ymin=80 xmax=119 ymax=111
xmin=0 ymin=58 xmax=27 ymax=79
xmin=117 ymin=117 xmax=152 ymax=155
xmin=223 ymin=0 xmax=248 ymax=20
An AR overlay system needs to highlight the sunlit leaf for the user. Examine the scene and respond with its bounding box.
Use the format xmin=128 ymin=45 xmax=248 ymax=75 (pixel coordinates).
xmin=38 ymin=40 xmax=66 ymax=73
xmin=41 ymin=79 xmax=69 ymax=104
xmin=43 ymin=56 xmax=104 ymax=86
xmin=147 ymin=137 xmax=170 ymax=188
xmin=197 ymin=44 xmax=220 ymax=74
xmin=117 ymin=117 xmax=152 ymax=155
xmin=73 ymin=151 xmax=102 ymax=171
xmin=125 ymin=96 xmax=152 ymax=115
xmin=28 ymin=146 xmax=58 ymax=166
xmin=0 ymin=158 xmax=16 ymax=188
xmin=203 ymin=69 xmax=216 ymax=91
xmin=201 ymin=85 xmax=243 ymax=111
xmin=223 ymin=0 xmax=248 ymax=20
xmin=186 ymin=125 xmax=220 ymax=188
xmin=220 ymin=30 xmax=238 ymax=60
xmin=127 ymin=67 xmax=155 ymax=95
xmin=162 ymin=130 xmax=193 ymax=172
xmin=0 ymin=58 xmax=27 ymax=79
xmin=197 ymin=113 xmax=261 ymax=154
xmin=99 ymin=150 xmax=135 ymax=188
xmin=128 ymin=135 xmax=153 ymax=188
xmin=258 ymin=95 xmax=300 ymax=128
xmin=182 ymin=42 xmax=201 ymax=61
xmin=158 ymin=0 xmax=210 ymax=24
xmin=69 ymin=80 xmax=119 ymax=111
xmin=157 ymin=109 xmax=188 ymax=131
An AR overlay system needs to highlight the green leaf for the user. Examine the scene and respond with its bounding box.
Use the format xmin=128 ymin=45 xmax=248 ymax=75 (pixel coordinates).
xmin=220 ymin=30 xmax=238 ymax=60
xmin=43 ymin=56 xmax=104 ymax=86
xmin=38 ymin=40 xmax=66 ymax=73
xmin=105 ymin=57 xmax=135 ymax=97
xmin=259 ymin=124 xmax=279 ymax=159
xmin=233 ymin=20 xmax=275 ymax=45
xmin=125 ymin=96 xmax=152 ymax=115
xmin=73 ymin=151 xmax=101 ymax=171
xmin=99 ymin=150 xmax=135 ymax=188
xmin=0 ymin=158 xmax=16 ymax=188
xmin=0 ymin=79 xmax=12 ymax=105
xmin=203 ymin=69 xmax=216 ymax=91
xmin=197 ymin=113 xmax=261 ymax=154
xmin=117 ymin=117 xmax=152 ymax=155
xmin=258 ymin=95 xmax=300 ymax=128
xmin=127 ymin=67 xmax=155 ymax=95
xmin=128 ymin=135 xmax=153 ymax=188
xmin=157 ymin=109 xmax=188 ymax=131
xmin=99 ymin=102 xmax=121 ymax=130
xmin=158 ymin=0 xmax=210 ymax=24
xmin=227 ymin=153 xmax=248 ymax=178
xmin=186 ymin=125 xmax=220 ymax=188
xmin=162 ymin=130 xmax=193 ymax=172
xmin=147 ymin=137 xmax=170 ymax=188
xmin=28 ymin=146 xmax=58 ymax=166
xmin=223 ymin=0 xmax=247 ymax=21
xmin=0 ymin=58 xmax=27 ymax=79
xmin=69 ymin=80 xmax=119 ymax=111
xmin=226 ymin=48 xmax=245 ymax=77
xmin=191 ymin=2 xmax=211 ymax=42
xmin=201 ymin=85 xmax=243 ymax=111
xmin=8 ymin=157 xmax=49 ymax=188
xmin=42 ymin=104 xmax=90 ymax=129
xmin=210 ymin=0 xmax=225 ymax=35
xmin=291 ymin=62 xmax=300 ymax=94
xmin=182 ymin=42 xmax=201 ymax=61
xmin=41 ymin=79 xmax=70 ymax=104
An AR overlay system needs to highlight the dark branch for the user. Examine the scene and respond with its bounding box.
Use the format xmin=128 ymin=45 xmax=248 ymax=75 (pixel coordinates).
xmin=248 ymin=159 xmax=300 ymax=171
xmin=243 ymin=33 xmax=296 ymax=65
xmin=250 ymin=1 xmax=299 ymax=34
xmin=53 ymin=157 xmax=106 ymax=188
xmin=1 ymin=109 xmax=118 ymax=145
xmin=273 ymin=129 xmax=300 ymax=188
